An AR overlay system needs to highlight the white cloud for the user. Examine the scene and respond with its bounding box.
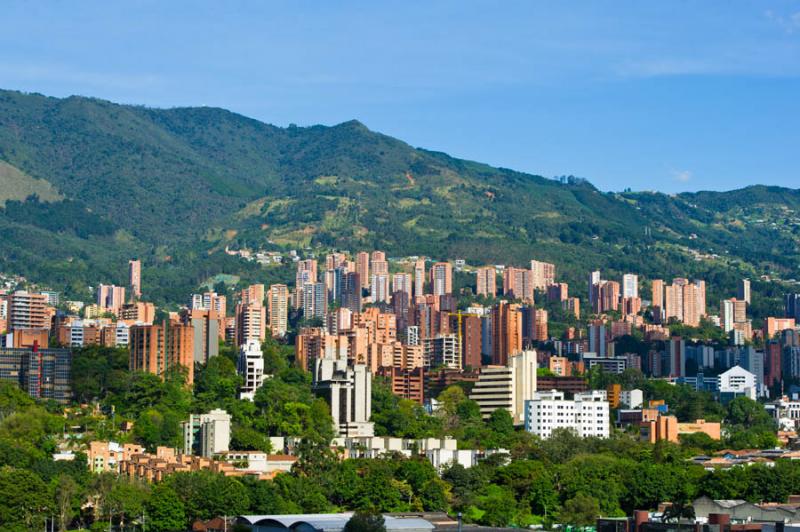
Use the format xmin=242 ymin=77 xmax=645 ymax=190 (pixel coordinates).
xmin=672 ymin=170 xmax=692 ymax=183
xmin=765 ymin=9 xmax=800 ymax=34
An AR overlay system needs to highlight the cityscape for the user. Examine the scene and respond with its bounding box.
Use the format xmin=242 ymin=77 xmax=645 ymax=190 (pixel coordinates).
xmin=2 ymin=2 xmax=800 ymax=532
xmin=2 ymin=246 xmax=800 ymax=530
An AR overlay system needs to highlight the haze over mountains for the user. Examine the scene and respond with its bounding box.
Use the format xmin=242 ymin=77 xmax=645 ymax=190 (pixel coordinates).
xmin=0 ymin=89 xmax=798 ymax=304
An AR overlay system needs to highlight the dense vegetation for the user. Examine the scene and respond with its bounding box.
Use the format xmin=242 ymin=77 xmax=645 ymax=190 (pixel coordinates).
xmin=0 ymin=89 xmax=798 ymax=316
xmin=1 ymin=358 xmax=796 ymax=531
xmin=0 ymin=341 xmax=780 ymax=530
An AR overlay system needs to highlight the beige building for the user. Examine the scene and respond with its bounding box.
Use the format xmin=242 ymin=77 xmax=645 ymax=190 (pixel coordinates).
xmin=268 ymin=284 xmax=289 ymax=338
xmin=530 ymin=260 xmax=555 ymax=290
xmin=469 ymin=349 xmax=537 ymax=425
xmin=475 ymin=266 xmax=497 ymax=297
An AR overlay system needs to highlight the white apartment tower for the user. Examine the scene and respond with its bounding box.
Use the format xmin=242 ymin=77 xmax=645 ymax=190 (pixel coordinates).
xmin=622 ymin=274 xmax=638 ymax=299
xmin=312 ymin=355 xmax=374 ymax=437
xmin=238 ymin=339 xmax=268 ymax=401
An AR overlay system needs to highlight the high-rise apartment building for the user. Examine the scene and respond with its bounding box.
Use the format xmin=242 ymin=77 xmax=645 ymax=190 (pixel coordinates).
xmin=0 ymin=344 xmax=72 ymax=403
xmin=534 ymin=309 xmax=548 ymax=342
xmin=651 ymin=279 xmax=664 ymax=321
xmin=588 ymin=271 xmax=601 ymax=311
xmin=189 ymin=292 xmax=226 ymax=315
xmin=430 ymin=262 xmax=453 ymax=296
xmin=720 ymin=298 xmax=747 ymax=332
xmin=392 ymin=273 xmax=412 ymax=299
xmin=785 ymin=294 xmax=800 ymax=321
xmin=324 ymin=267 xmax=344 ymax=303
xmin=599 ymin=281 xmax=620 ymax=312
xmin=491 ymin=301 xmax=522 ymax=365
xmin=341 ymin=272 xmax=362 ymax=314
xmin=8 ymin=291 xmax=49 ymax=331
xmin=469 ymin=349 xmax=537 ymax=425
xmin=457 ymin=314 xmax=483 ymax=369
xmin=312 ymin=356 xmax=374 ymax=437
xmin=267 ymin=284 xmax=289 ymax=338
xmin=666 ymin=337 xmax=685 ymax=377
xmin=302 ymin=282 xmax=327 ymax=319
xmin=235 ymin=302 xmax=266 ymax=347
xmin=589 ymin=322 xmax=607 ymax=357
xmin=241 ymin=284 xmax=265 ymax=306
xmin=97 ymin=285 xmax=126 ymax=316
xmin=413 ymin=258 xmax=426 ymax=297
xmin=128 ymin=259 xmax=142 ymax=301
xmin=663 ymin=278 xmax=706 ymax=327
xmin=738 ymin=279 xmax=751 ymax=305
xmin=370 ymin=251 xmax=388 ymax=275
xmin=546 ymin=283 xmax=568 ymax=302
xmin=503 ymin=267 xmax=533 ymax=302
xmin=237 ymin=339 xmax=267 ymax=401
xmin=295 ymin=260 xmax=318 ymax=306
xmin=530 ymin=260 xmax=556 ymax=290
xmin=370 ymin=274 xmax=390 ymax=304
xmin=119 ymin=302 xmax=156 ymax=324
xmin=129 ymin=320 xmax=195 ymax=384
xmin=622 ymin=274 xmax=638 ymax=299
xmin=563 ymin=297 xmax=580 ymax=320
xmin=325 ymin=252 xmax=347 ymax=270
xmin=423 ymin=334 xmax=461 ymax=370
xmin=475 ymin=266 xmax=497 ymax=297
xmin=357 ymin=252 xmax=371 ymax=289
xmin=382 ymin=366 xmax=424 ymax=404
xmin=185 ymin=309 xmax=220 ymax=364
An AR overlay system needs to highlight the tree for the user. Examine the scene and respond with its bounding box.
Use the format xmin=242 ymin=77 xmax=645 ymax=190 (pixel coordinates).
xmin=477 ymin=485 xmax=517 ymax=527
xmin=146 ymin=483 xmax=186 ymax=532
xmin=53 ymin=474 xmax=80 ymax=532
xmin=0 ymin=467 xmax=51 ymax=531
xmin=559 ymin=494 xmax=600 ymax=526
xmin=726 ymin=396 xmax=773 ymax=427
xmin=486 ymin=408 xmax=514 ymax=447
xmin=344 ymin=511 xmax=387 ymax=532
xmin=165 ymin=471 xmax=250 ymax=522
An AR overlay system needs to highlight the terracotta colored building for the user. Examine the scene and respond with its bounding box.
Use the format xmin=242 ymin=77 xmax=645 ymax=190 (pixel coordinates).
xmin=129 ymin=320 xmax=195 ymax=384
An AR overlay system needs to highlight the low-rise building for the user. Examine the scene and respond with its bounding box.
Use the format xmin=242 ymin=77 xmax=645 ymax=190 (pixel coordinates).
xmin=639 ymin=414 xmax=721 ymax=443
xmin=524 ymin=390 xmax=609 ymax=438
xmin=182 ymin=409 xmax=231 ymax=457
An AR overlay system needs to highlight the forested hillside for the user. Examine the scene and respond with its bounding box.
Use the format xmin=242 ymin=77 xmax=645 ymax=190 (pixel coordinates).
xmin=0 ymin=89 xmax=797 ymax=308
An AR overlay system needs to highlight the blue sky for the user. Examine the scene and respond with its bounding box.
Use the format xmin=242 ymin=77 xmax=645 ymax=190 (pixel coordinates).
xmin=1 ymin=1 xmax=799 ymax=193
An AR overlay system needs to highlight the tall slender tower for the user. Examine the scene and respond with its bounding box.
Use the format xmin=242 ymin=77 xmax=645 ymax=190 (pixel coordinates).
xmin=129 ymin=259 xmax=142 ymax=302
xmin=414 ymin=258 xmax=426 ymax=297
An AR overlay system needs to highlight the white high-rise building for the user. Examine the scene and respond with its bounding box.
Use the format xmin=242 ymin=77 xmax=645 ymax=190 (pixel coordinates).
xmin=392 ymin=273 xmax=412 ymax=298
xmin=238 ymin=339 xmax=268 ymax=401
xmin=524 ymin=390 xmax=609 ymax=439
xmin=469 ymin=349 xmax=537 ymax=425
xmin=370 ymin=274 xmax=390 ymax=304
xmin=312 ymin=356 xmax=374 ymax=437
xmin=302 ymin=282 xmax=326 ymax=319
xmin=622 ymin=274 xmax=638 ymax=299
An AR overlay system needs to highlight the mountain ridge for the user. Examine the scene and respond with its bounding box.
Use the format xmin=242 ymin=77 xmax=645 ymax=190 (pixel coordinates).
xmin=0 ymin=88 xmax=797 ymax=308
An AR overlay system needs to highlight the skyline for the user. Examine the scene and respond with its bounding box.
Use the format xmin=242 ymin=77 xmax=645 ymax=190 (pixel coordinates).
xmin=1 ymin=1 xmax=799 ymax=192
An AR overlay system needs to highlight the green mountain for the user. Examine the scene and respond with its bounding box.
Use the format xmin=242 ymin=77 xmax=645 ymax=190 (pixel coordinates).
xmin=0 ymin=89 xmax=797 ymax=311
